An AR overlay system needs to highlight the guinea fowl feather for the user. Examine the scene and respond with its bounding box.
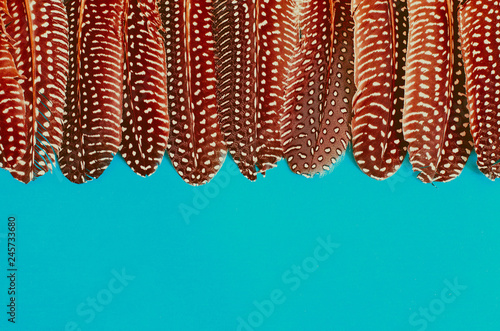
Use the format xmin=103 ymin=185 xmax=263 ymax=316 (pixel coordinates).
xmin=120 ymin=0 xmax=169 ymax=177
xmin=403 ymin=0 xmax=472 ymax=183
xmin=281 ymin=0 xmax=355 ymax=177
xmin=3 ymin=0 xmax=68 ymax=183
xmin=458 ymin=0 xmax=500 ymax=180
xmin=0 ymin=2 xmax=26 ymax=168
xmin=59 ymin=0 xmax=126 ymax=184
xmin=351 ymin=0 xmax=408 ymax=180
xmin=214 ymin=0 xmax=296 ymax=180
xmin=159 ymin=0 xmax=226 ymax=186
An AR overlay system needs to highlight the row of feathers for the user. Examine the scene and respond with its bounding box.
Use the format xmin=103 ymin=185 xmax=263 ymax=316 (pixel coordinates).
xmin=0 ymin=0 xmax=497 ymax=185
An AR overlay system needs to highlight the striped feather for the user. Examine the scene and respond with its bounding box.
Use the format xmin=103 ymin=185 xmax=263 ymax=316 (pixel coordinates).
xmin=59 ymin=0 xmax=125 ymax=184
xmin=0 ymin=4 xmax=26 ymax=168
xmin=120 ymin=0 xmax=169 ymax=177
xmin=281 ymin=0 xmax=355 ymax=176
xmin=4 ymin=0 xmax=68 ymax=183
xmin=403 ymin=0 xmax=472 ymax=183
xmin=458 ymin=0 xmax=500 ymax=180
xmin=214 ymin=0 xmax=296 ymax=180
xmin=351 ymin=0 xmax=408 ymax=180
xmin=159 ymin=0 xmax=226 ymax=186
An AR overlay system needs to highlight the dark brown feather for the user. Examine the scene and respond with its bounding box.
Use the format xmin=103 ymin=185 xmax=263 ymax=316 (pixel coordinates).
xmin=59 ymin=0 xmax=125 ymax=183
xmin=281 ymin=0 xmax=355 ymax=176
xmin=120 ymin=0 xmax=169 ymax=177
xmin=351 ymin=0 xmax=408 ymax=180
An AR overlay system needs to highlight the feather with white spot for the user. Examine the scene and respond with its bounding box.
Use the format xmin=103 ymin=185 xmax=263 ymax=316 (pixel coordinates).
xmin=403 ymin=0 xmax=472 ymax=183
xmin=351 ymin=0 xmax=408 ymax=180
xmin=458 ymin=0 xmax=500 ymax=180
xmin=159 ymin=0 xmax=226 ymax=186
xmin=0 ymin=2 xmax=26 ymax=169
xmin=214 ymin=0 xmax=296 ymax=180
xmin=120 ymin=0 xmax=169 ymax=177
xmin=59 ymin=0 xmax=125 ymax=184
xmin=281 ymin=0 xmax=355 ymax=177
xmin=2 ymin=0 xmax=68 ymax=183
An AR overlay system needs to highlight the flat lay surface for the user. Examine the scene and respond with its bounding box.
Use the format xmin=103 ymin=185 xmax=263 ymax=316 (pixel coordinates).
xmin=0 ymin=152 xmax=499 ymax=331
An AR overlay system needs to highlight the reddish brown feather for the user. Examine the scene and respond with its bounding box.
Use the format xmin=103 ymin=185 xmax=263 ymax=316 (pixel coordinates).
xmin=4 ymin=0 xmax=68 ymax=183
xmin=281 ymin=0 xmax=355 ymax=177
xmin=0 ymin=4 xmax=26 ymax=168
xmin=59 ymin=0 xmax=125 ymax=184
xmin=459 ymin=0 xmax=500 ymax=180
xmin=351 ymin=0 xmax=408 ymax=180
xmin=403 ymin=0 xmax=472 ymax=183
xmin=120 ymin=0 xmax=169 ymax=177
xmin=159 ymin=0 xmax=226 ymax=186
xmin=214 ymin=0 xmax=295 ymax=180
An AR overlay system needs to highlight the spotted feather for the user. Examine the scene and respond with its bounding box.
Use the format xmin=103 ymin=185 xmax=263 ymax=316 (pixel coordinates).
xmin=214 ymin=0 xmax=296 ymax=180
xmin=59 ymin=0 xmax=125 ymax=184
xmin=3 ymin=0 xmax=68 ymax=183
xmin=281 ymin=0 xmax=355 ymax=177
xmin=458 ymin=0 xmax=500 ymax=180
xmin=351 ymin=0 xmax=408 ymax=180
xmin=403 ymin=0 xmax=472 ymax=183
xmin=0 ymin=3 xmax=26 ymax=168
xmin=120 ymin=0 xmax=169 ymax=177
xmin=159 ymin=0 xmax=226 ymax=186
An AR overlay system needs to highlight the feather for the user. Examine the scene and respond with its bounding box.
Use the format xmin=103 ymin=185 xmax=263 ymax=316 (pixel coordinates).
xmin=3 ymin=0 xmax=68 ymax=183
xmin=281 ymin=0 xmax=355 ymax=177
xmin=403 ymin=0 xmax=472 ymax=183
xmin=458 ymin=0 xmax=500 ymax=180
xmin=214 ymin=0 xmax=296 ymax=180
xmin=0 ymin=3 xmax=26 ymax=168
xmin=59 ymin=0 xmax=125 ymax=184
xmin=159 ymin=0 xmax=226 ymax=186
xmin=120 ymin=0 xmax=169 ymax=177
xmin=351 ymin=0 xmax=408 ymax=180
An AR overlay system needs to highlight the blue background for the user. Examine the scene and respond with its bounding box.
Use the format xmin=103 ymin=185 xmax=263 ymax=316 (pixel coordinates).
xmin=0 ymin=150 xmax=499 ymax=331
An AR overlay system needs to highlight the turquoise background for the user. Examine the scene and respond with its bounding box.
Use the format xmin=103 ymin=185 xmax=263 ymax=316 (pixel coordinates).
xmin=0 ymin=150 xmax=499 ymax=330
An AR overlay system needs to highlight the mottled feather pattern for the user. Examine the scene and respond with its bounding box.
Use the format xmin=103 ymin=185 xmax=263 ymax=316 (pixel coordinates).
xmin=459 ymin=0 xmax=500 ymax=180
xmin=120 ymin=0 xmax=169 ymax=177
xmin=59 ymin=0 xmax=125 ymax=184
xmin=403 ymin=0 xmax=472 ymax=183
xmin=1 ymin=0 xmax=499 ymax=184
xmin=351 ymin=0 xmax=408 ymax=180
xmin=281 ymin=0 xmax=355 ymax=177
xmin=0 ymin=5 xmax=26 ymax=168
xmin=159 ymin=0 xmax=226 ymax=186
xmin=4 ymin=0 xmax=68 ymax=183
xmin=214 ymin=0 xmax=295 ymax=180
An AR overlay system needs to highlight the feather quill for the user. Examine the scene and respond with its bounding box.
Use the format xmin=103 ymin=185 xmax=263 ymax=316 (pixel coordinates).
xmin=120 ymin=0 xmax=169 ymax=177
xmin=3 ymin=0 xmax=68 ymax=183
xmin=458 ymin=0 xmax=500 ymax=180
xmin=351 ymin=0 xmax=408 ymax=180
xmin=281 ymin=0 xmax=355 ymax=176
xmin=214 ymin=0 xmax=296 ymax=180
xmin=403 ymin=0 xmax=472 ymax=183
xmin=0 ymin=2 xmax=26 ymax=168
xmin=59 ymin=0 xmax=125 ymax=184
xmin=159 ymin=0 xmax=226 ymax=185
